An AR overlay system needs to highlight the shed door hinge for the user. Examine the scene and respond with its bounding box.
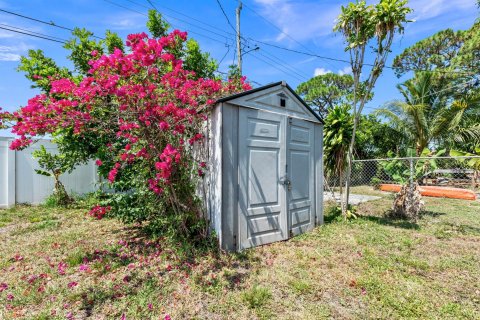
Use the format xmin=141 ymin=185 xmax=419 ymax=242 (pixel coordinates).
xmin=233 ymin=234 xmax=237 ymax=249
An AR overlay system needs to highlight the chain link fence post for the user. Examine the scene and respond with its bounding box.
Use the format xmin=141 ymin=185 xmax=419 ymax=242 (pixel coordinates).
xmin=409 ymin=157 xmax=414 ymax=195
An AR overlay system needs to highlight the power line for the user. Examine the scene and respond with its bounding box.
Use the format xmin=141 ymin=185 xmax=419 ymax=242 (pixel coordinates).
xmin=146 ymin=0 xmax=237 ymax=38
xmin=145 ymin=0 xmax=157 ymax=11
xmin=249 ymin=52 xmax=305 ymax=83
xmin=0 ymin=25 xmax=67 ymax=44
xmin=126 ymin=0 xmax=234 ymax=43
xmin=364 ymin=77 xmax=479 ymax=112
xmin=218 ymin=44 xmax=231 ymax=65
xmin=257 ymin=51 xmax=309 ymax=82
xmin=109 ymin=0 xmax=311 ymax=82
xmin=240 ymin=1 xmax=342 ymax=71
xmin=0 ymin=8 xmax=105 ymax=40
xmin=104 ymin=0 xmax=231 ymax=45
xmin=215 ymin=0 xmax=237 ymax=34
xmin=133 ymin=0 xmax=308 ymax=83
xmin=4 ymin=3 xmax=473 ymax=78
xmin=241 ymin=3 xmax=325 ymax=58
xmin=0 ymin=23 xmax=68 ymax=42
xmin=236 ymin=2 xmax=476 ymax=76
xmin=257 ymin=48 xmax=311 ymax=81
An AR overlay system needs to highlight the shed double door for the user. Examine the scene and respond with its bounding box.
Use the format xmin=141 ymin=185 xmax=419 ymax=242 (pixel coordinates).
xmin=238 ymin=108 xmax=315 ymax=249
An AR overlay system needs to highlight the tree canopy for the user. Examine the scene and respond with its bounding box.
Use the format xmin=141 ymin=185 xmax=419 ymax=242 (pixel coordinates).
xmin=376 ymin=73 xmax=480 ymax=155
xmin=393 ymin=20 xmax=480 ymax=96
xmin=297 ymin=73 xmax=354 ymax=118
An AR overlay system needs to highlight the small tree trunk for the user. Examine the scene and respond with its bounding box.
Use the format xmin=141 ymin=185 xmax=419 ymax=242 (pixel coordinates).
xmin=53 ymin=173 xmax=72 ymax=206
xmin=391 ymin=183 xmax=424 ymax=222
xmin=343 ymin=115 xmax=359 ymax=215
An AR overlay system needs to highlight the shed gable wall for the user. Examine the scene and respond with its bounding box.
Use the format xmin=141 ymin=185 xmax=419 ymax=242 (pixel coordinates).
xmin=223 ymin=85 xmax=320 ymax=123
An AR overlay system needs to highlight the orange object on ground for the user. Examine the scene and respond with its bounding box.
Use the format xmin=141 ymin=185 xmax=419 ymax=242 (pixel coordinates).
xmin=379 ymin=184 xmax=477 ymax=200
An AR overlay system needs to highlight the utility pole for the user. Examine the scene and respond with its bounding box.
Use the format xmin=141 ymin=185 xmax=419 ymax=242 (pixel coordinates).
xmin=236 ymin=0 xmax=242 ymax=74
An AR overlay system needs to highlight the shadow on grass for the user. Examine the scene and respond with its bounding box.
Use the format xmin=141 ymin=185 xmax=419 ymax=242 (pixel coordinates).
xmin=77 ymin=225 xmax=258 ymax=295
xmin=361 ymin=215 xmax=420 ymax=230
xmin=359 ymin=209 xmax=445 ymax=230
xmin=324 ymin=210 xmax=342 ymax=224
xmin=324 ymin=205 xmax=425 ymax=230
xmin=422 ymin=210 xmax=446 ymax=217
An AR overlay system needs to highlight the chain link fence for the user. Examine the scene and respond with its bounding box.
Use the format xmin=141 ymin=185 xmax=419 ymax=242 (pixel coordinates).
xmin=325 ymin=156 xmax=480 ymax=197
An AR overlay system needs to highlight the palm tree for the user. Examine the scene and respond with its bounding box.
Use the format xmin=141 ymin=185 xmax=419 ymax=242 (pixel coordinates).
xmin=376 ymin=73 xmax=480 ymax=156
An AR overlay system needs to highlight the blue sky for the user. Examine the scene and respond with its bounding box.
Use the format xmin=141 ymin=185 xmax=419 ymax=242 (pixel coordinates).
xmin=0 ymin=0 xmax=478 ymax=118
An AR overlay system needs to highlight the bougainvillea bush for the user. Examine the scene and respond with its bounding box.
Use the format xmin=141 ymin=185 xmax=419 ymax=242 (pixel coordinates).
xmin=1 ymin=30 xmax=250 ymax=242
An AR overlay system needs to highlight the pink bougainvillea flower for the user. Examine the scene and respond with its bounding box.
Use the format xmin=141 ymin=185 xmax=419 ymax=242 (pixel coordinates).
xmin=0 ymin=28 xmax=252 ymax=219
xmin=164 ymin=315 xmax=171 ymax=320
xmin=6 ymin=293 xmax=14 ymax=301
xmin=87 ymin=205 xmax=111 ymax=220
xmin=27 ymin=274 xmax=39 ymax=284
xmin=78 ymin=264 xmax=90 ymax=272
xmin=57 ymin=262 xmax=67 ymax=275
xmin=67 ymin=281 xmax=78 ymax=289
xmin=12 ymin=254 xmax=24 ymax=261
xmin=0 ymin=283 xmax=8 ymax=292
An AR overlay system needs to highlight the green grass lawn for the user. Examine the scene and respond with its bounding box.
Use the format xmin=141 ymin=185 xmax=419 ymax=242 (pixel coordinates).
xmin=0 ymin=190 xmax=479 ymax=319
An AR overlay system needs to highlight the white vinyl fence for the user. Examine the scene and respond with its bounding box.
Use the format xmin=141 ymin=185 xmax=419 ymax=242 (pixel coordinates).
xmin=0 ymin=137 xmax=98 ymax=208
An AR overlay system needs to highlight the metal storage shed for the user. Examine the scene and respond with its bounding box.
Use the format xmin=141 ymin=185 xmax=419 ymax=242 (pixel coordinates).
xmin=207 ymin=81 xmax=324 ymax=251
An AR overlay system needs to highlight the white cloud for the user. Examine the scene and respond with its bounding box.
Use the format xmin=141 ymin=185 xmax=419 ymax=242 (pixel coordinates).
xmin=0 ymin=43 xmax=32 ymax=61
xmin=0 ymin=52 xmax=20 ymax=61
xmin=104 ymin=14 xmax=145 ymax=30
xmin=0 ymin=29 xmax=15 ymax=39
xmin=338 ymin=66 xmax=352 ymax=76
xmin=314 ymin=66 xmax=352 ymax=77
xmin=409 ymin=0 xmax=475 ymax=21
xmin=253 ymin=0 xmax=340 ymax=42
xmin=314 ymin=67 xmax=331 ymax=76
xmin=113 ymin=19 xmax=140 ymax=28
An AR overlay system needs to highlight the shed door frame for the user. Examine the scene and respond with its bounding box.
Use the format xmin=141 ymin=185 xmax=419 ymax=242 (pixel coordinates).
xmin=237 ymin=108 xmax=317 ymax=250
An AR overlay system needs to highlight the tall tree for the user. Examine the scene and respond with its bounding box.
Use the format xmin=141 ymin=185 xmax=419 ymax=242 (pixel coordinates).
xmin=297 ymin=73 xmax=354 ymax=117
xmin=334 ymin=0 xmax=412 ymax=215
xmin=393 ymin=20 xmax=480 ymax=95
xmin=376 ymin=73 xmax=480 ymax=155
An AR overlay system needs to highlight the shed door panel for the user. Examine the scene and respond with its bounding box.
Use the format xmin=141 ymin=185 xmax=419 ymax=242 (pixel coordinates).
xmin=238 ymin=109 xmax=287 ymax=249
xmin=287 ymin=118 xmax=315 ymax=235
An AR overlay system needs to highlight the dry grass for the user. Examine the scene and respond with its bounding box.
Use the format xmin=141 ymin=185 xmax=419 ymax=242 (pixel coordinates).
xmin=1 ymin=190 xmax=479 ymax=319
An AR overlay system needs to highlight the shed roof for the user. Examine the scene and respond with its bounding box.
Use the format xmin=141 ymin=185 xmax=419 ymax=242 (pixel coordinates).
xmin=217 ymin=81 xmax=324 ymax=124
